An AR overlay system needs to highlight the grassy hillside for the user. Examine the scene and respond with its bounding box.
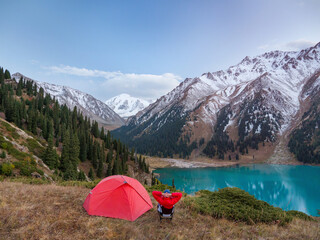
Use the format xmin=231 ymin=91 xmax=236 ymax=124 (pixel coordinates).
xmin=0 ymin=181 xmax=319 ymax=240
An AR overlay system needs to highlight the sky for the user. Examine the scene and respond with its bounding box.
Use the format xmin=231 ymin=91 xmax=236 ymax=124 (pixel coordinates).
xmin=0 ymin=0 xmax=319 ymax=102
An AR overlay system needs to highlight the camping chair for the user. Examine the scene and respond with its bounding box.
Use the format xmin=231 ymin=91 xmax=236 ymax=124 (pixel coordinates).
xmin=157 ymin=203 xmax=174 ymax=221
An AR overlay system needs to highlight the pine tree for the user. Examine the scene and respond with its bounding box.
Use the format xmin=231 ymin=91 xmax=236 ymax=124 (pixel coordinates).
xmin=106 ymin=150 xmax=113 ymax=164
xmin=142 ymin=157 xmax=148 ymax=173
xmin=4 ymin=69 xmax=11 ymax=79
xmin=106 ymin=131 xmax=111 ymax=149
xmin=16 ymin=81 xmax=22 ymax=96
xmin=61 ymin=129 xmax=77 ymax=180
xmin=42 ymin=117 xmax=48 ymax=139
xmin=97 ymin=158 xmax=103 ymax=178
xmin=145 ymin=162 xmax=150 ymax=174
xmin=112 ymin=153 xmax=119 ymax=175
xmin=88 ymin=168 xmax=94 ymax=180
xmin=151 ymin=172 xmax=155 ymax=185
xmin=61 ymin=129 xmax=71 ymax=172
xmin=78 ymin=170 xmax=86 ymax=181
xmin=46 ymin=119 xmax=53 ymax=141
xmin=92 ymin=141 xmax=98 ymax=169
xmin=100 ymin=126 xmax=105 ymax=139
xmin=43 ymin=134 xmax=58 ymax=169
xmin=0 ymin=67 xmax=4 ymax=83
xmin=106 ymin=161 xmax=113 ymax=177
xmin=69 ymin=132 xmax=80 ymax=169
xmin=138 ymin=155 xmax=142 ymax=169
xmin=0 ymin=151 xmax=6 ymax=159
xmin=79 ymin=134 xmax=87 ymax=162
xmin=91 ymin=121 xmax=99 ymax=138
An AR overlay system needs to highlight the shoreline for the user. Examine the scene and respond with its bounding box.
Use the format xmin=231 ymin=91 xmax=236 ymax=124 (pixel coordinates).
xmin=152 ymin=158 xmax=239 ymax=169
xmin=146 ymin=156 xmax=319 ymax=170
xmin=146 ymin=156 xmax=251 ymax=170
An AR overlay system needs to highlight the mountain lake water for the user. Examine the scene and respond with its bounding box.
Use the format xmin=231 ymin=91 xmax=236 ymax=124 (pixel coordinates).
xmin=154 ymin=164 xmax=320 ymax=216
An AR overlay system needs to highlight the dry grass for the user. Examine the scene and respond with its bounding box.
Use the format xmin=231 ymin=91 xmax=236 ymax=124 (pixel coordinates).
xmin=0 ymin=181 xmax=319 ymax=240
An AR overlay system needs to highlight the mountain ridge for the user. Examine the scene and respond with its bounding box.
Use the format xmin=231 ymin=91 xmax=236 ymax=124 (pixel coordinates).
xmin=113 ymin=42 xmax=320 ymax=161
xmin=105 ymin=93 xmax=151 ymax=119
xmin=12 ymin=73 xmax=125 ymax=127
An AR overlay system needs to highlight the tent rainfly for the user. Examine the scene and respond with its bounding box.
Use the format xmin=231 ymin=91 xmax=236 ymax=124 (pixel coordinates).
xmin=83 ymin=175 xmax=153 ymax=221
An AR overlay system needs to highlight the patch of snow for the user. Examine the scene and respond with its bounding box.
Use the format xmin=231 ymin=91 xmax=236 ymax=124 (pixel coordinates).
xmin=12 ymin=73 xmax=124 ymax=125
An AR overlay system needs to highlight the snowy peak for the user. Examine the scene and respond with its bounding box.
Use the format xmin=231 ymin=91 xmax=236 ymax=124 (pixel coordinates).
xmin=113 ymin=42 xmax=320 ymax=159
xmin=106 ymin=94 xmax=151 ymax=118
xmin=12 ymin=73 xmax=125 ymax=126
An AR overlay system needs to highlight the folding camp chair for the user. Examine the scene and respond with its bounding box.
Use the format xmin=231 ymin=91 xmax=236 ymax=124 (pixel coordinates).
xmin=157 ymin=203 xmax=174 ymax=222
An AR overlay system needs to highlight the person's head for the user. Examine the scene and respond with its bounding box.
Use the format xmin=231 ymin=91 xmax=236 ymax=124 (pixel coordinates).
xmin=163 ymin=189 xmax=171 ymax=198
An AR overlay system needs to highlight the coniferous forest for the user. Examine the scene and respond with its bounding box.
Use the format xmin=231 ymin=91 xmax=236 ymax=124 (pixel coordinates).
xmin=203 ymin=95 xmax=282 ymax=160
xmin=0 ymin=66 xmax=149 ymax=180
xmin=288 ymin=92 xmax=320 ymax=164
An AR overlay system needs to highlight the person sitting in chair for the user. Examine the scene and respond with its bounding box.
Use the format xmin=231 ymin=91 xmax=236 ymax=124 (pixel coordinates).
xmin=152 ymin=189 xmax=182 ymax=220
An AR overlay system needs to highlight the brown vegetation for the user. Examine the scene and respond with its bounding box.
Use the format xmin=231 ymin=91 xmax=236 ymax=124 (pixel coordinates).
xmin=1 ymin=181 xmax=319 ymax=240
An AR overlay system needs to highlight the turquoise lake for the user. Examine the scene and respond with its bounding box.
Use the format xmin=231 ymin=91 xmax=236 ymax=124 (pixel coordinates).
xmin=154 ymin=164 xmax=320 ymax=216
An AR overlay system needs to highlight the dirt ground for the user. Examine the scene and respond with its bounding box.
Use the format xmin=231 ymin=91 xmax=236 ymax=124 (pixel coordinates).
xmin=0 ymin=181 xmax=319 ymax=240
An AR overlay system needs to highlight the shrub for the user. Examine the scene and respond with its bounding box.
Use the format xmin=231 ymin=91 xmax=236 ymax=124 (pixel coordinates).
xmin=1 ymin=142 xmax=8 ymax=149
xmin=287 ymin=210 xmax=315 ymax=221
xmin=0 ymin=163 xmax=15 ymax=176
xmin=0 ymin=135 xmax=33 ymax=161
xmin=14 ymin=160 xmax=43 ymax=176
xmin=58 ymin=179 xmax=101 ymax=189
xmin=0 ymin=151 xmax=6 ymax=158
xmin=26 ymin=138 xmax=45 ymax=158
xmin=1 ymin=121 xmax=16 ymax=133
xmin=183 ymin=187 xmax=302 ymax=225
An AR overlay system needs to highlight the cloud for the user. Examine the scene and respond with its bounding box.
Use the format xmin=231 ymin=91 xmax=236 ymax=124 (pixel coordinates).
xmin=48 ymin=65 xmax=182 ymax=101
xmin=282 ymin=39 xmax=317 ymax=51
xmin=29 ymin=59 xmax=39 ymax=65
xmin=258 ymin=39 xmax=317 ymax=52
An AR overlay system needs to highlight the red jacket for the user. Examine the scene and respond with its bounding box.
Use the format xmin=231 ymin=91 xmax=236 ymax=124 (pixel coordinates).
xmin=152 ymin=191 xmax=182 ymax=209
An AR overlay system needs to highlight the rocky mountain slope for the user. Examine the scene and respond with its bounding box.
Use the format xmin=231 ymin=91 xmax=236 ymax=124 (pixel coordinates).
xmin=113 ymin=42 xmax=320 ymax=160
xmin=106 ymin=93 xmax=150 ymax=119
xmin=12 ymin=73 xmax=125 ymax=127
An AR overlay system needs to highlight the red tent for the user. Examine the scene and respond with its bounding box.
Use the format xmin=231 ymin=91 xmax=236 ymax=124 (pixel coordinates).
xmin=83 ymin=175 xmax=153 ymax=221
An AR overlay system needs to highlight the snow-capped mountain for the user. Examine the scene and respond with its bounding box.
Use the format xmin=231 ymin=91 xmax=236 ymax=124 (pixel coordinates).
xmin=113 ymin=42 xmax=320 ymax=159
xmin=105 ymin=94 xmax=151 ymax=118
xmin=12 ymin=73 xmax=125 ymax=126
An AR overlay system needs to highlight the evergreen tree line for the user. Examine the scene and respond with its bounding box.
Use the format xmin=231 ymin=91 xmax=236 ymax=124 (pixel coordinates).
xmin=288 ymin=97 xmax=320 ymax=164
xmin=203 ymin=105 xmax=235 ymax=159
xmin=203 ymin=97 xmax=282 ymax=160
xmin=113 ymin=106 xmax=198 ymax=158
xmin=0 ymin=67 xmax=148 ymax=180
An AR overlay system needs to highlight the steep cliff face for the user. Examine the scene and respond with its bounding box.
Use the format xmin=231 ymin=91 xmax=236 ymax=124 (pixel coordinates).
xmin=113 ymin=43 xmax=320 ymax=159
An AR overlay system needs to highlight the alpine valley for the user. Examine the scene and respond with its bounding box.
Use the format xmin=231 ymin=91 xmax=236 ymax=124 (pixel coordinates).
xmin=113 ymin=42 xmax=320 ymax=164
